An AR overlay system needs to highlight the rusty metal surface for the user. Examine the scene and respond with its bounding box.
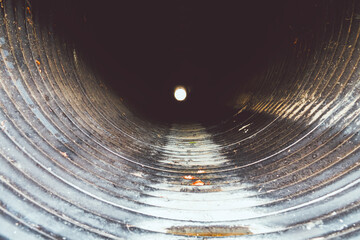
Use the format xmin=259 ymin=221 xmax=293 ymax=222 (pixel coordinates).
xmin=1 ymin=0 xmax=360 ymax=239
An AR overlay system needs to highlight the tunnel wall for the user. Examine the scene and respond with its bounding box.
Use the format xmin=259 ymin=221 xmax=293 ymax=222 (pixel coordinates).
xmin=1 ymin=0 xmax=360 ymax=239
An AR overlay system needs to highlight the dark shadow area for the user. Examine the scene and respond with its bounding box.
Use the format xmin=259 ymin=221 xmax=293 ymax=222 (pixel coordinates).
xmin=31 ymin=0 xmax=324 ymax=124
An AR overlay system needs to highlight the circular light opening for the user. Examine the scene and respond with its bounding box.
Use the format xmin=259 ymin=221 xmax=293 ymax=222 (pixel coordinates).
xmin=174 ymin=86 xmax=187 ymax=101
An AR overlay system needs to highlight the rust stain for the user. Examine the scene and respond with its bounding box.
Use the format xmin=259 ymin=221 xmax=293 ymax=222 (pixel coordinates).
xmin=0 ymin=120 xmax=5 ymax=129
xmin=182 ymin=175 xmax=197 ymax=180
xmin=27 ymin=17 xmax=33 ymax=25
xmin=180 ymin=187 xmax=221 ymax=193
xmin=191 ymin=180 xmax=204 ymax=186
xmin=60 ymin=151 xmax=68 ymax=158
xmin=167 ymin=225 xmax=252 ymax=237
xmin=293 ymin=37 xmax=298 ymax=45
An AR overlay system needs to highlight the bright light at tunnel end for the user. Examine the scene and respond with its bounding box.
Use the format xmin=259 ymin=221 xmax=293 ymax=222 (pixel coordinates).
xmin=174 ymin=86 xmax=187 ymax=101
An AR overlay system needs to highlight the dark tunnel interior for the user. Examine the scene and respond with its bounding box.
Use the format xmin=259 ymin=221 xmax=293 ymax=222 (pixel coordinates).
xmin=1 ymin=0 xmax=360 ymax=239
xmin=33 ymin=0 xmax=323 ymax=124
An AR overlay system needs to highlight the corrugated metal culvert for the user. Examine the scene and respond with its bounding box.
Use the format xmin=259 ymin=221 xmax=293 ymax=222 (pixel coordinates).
xmin=1 ymin=0 xmax=360 ymax=239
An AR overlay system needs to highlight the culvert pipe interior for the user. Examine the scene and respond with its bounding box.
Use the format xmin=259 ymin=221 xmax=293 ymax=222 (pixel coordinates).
xmin=1 ymin=0 xmax=360 ymax=239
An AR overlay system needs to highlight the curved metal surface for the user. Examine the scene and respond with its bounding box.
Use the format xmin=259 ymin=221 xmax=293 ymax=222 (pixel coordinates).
xmin=1 ymin=0 xmax=360 ymax=239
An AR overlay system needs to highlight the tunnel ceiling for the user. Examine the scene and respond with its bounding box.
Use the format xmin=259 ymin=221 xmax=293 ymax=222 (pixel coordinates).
xmin=1 ymin=0 xmax=360 ymax=239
